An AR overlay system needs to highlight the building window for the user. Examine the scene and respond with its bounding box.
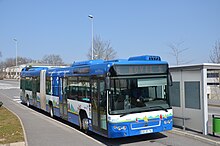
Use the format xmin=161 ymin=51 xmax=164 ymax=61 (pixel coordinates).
xmin=207 ymin=73 xmax=219 ymax=78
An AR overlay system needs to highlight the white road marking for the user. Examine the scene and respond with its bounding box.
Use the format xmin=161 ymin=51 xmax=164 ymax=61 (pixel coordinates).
xmin=13 ymin=96 xmax=22 ymax=103
xmin=13 ymin=98 xmax=22 ymax=103
xmin=14 ymin=96 xmax=20 ymax=99
xmin=0 ymin=83 xmax=19 ymax=89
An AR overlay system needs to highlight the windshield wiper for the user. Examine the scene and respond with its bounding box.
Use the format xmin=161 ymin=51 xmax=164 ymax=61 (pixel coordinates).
xmin=149 ymin=106 xmax=168 ymax=112
xmin=120 ymin=113 xmax=128 ymax=117
xmin=120 ymin=112 xmax=133 ymax=117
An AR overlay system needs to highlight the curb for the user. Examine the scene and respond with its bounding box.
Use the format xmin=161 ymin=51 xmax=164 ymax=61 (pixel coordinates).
xmin=2 ymin=106 xmax=28 ymax=146
xmin=0 ymin=142 xmax=25 ymax=146
xmin=168 ymin=128 xmax=220 ymax=146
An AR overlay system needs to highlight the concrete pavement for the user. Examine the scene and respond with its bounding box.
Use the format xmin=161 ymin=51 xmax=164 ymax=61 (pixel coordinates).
xmin=0 ymin=92 xmax=103 ymax=146
xmin=170 ymin=128 xmax=220 ymax=146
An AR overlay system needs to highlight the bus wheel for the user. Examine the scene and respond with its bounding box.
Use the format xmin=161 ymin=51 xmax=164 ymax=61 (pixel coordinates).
xmin=49 ymin=105 xmax=54 ymax=118
xmin=78 ymin=115 xmax=82 ymax=130
xmin=82 ymin=118 xmax=89 ymax=133
xmin=26 ymin=98 xmax=30 ymax=107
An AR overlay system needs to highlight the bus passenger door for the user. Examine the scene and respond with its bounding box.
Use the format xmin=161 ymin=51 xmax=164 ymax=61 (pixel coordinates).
xmin=60 ymin=77 xmax=68 ymax=120
xmin=32 ymin=77 xmax=37 ymax=107
xmin=91 ymin=78 xmax=107 ymax=135
xmin=20 ymin=78 xmax=26 ymax=102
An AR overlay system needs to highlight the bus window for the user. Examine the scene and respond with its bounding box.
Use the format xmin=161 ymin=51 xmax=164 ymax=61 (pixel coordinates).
xmin=67 ymin=77 xmax=78 ymax=100
xmin=46 ymin=77 xmax=52 ymax=95
xmin=78 ymin=77 xmax=90 ymax=102
xmin=69 ymin=85 xmax=78 ymax=100
xmin=36 ymin=77 xmax=40 ymax=92
xmin=25 ymin=77 xmax=32 ymax=91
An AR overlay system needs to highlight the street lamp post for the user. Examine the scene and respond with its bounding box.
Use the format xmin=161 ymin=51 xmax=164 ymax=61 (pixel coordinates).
xmin=88 ymin=15 xmax=94 ymax=60
xmin=13 ymin=38 xmax=18 ymax=67
xmin=13 ymin=38 xmax=18 ymax=76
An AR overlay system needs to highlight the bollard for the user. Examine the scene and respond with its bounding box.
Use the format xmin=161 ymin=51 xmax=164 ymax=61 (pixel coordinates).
xmin=212 ymin=114 xmax=220 ymax=136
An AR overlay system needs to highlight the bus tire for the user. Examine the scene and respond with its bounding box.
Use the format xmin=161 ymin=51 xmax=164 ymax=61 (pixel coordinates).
xmin=49 ymin=104 xmax=54 ymax=118
xmin=26 ymin=96 xmax=30 ymax=107
xmin=82 ymin=118 xmax=89 ymax=133
xmin=79 ymin=110 xmax=89 ymax=133
xmin=78 ymin=115 xmax=82 ymax=130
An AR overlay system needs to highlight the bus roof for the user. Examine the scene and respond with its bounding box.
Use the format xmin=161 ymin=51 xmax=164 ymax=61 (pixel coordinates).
xmin=20 ymin=55 xmax=168 ymax=77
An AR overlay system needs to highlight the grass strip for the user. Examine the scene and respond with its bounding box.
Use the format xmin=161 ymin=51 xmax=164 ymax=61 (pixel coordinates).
xmin=0 ymin=106 xmax=24 ymax=144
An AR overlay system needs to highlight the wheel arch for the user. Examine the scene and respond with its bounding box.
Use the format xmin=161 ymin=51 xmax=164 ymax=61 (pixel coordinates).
xmin=79 ymin=109 xmax=88 ymax=119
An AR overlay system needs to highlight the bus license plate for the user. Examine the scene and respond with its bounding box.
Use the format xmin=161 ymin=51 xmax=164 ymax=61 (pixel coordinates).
xmin=140 ymin=129 xmax=153 ymax=134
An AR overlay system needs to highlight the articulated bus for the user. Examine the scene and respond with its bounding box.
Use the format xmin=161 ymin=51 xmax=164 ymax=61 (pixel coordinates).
xmin=20 ymin=55 xmax=173 ymax=138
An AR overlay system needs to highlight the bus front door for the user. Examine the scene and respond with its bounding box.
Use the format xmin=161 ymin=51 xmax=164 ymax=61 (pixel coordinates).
xmin=91 ymin=78 xmax=107 ymax=135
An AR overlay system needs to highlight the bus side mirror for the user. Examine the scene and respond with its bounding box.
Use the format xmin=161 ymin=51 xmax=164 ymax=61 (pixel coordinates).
xmin=105 ymin=77 xmax=110 ymax=90
xmin=168 ymin=71 xmax=173 ymax=86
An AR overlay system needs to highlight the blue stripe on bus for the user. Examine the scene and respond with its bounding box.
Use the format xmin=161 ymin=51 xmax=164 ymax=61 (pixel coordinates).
xmin=108 ymin=116 xmax=173 ymax=138
xmin=54 ymin=107 xmax=60 ymax=117
xmin=37 ymin=101 xmax=40 ymax=108
xmin=68 ymin=112 xmax=80 ymax=125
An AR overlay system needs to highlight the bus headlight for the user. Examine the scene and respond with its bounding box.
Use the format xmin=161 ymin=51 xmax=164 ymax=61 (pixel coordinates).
xmin=113 ymin=126 xmax=127 ymax=131
xmin=164 ymin=119 xmax=172 ymax=124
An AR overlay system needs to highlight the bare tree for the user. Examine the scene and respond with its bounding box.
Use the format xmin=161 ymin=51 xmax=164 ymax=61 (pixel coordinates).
xmin=209 ymin=41 xmax=220 ymax=100
xmin=0 ymin=51 xmax=2 ymax=69
xmin=1 ymin=57 xmax=34 ymax=68
xmin=41 ymin=54 xmax=64 ymax=65
xmin=87 ymin=36 xmax=117 ymax=60
xmin=17 ymin=57 xmax=34 ymax=65
xmin=169 ymin=41 xmax=189 ymax=65
xmin=0 ymin=51 xmax=3 ymax=75
xmin=209 ymin=40 xmax=220 ymax=63
xmin=3 ymin=58 xmax=16 ymax=67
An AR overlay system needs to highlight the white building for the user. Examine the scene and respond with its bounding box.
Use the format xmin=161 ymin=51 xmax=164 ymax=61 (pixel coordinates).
xmin=4 ymin=63 xmax=67 ymax=79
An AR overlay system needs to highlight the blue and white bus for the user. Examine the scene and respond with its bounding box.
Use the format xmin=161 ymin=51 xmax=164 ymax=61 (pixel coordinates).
xmin=20 ymin=55 xmax=173 ymax=138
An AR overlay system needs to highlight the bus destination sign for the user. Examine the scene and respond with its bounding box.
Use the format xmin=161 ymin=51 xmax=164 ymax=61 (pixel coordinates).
xmin=113 ymin=64 xmax=167 ymax=75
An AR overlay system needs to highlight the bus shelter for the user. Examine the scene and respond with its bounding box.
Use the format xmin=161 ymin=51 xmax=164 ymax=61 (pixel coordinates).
xmin=169 ymin=63 xmax=220 ymax=135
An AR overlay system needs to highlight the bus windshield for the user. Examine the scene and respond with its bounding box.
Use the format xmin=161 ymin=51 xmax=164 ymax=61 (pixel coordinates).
xmin=109 ymin=75 xmax=170 ymax=115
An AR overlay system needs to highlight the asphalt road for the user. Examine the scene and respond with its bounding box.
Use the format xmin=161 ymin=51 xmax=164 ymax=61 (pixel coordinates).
xmin=0 ymin=79 xmax=217 ymax=146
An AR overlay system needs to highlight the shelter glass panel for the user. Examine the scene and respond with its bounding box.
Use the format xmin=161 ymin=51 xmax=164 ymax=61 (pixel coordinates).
xmin=185 ymin=81 xmax=200 ymax=109
xmin=169 ymin=82 xmax=180 ymax=107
